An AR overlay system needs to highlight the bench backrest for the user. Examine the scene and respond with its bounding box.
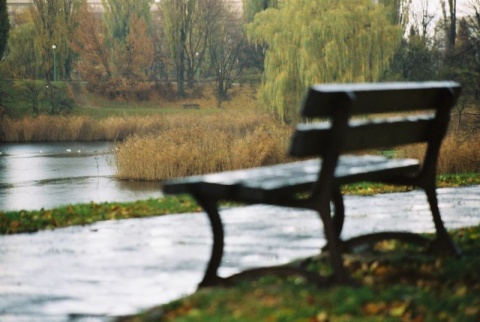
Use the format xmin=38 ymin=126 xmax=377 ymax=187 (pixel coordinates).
xmin=289 ymin=82 xmax=461 ymax=158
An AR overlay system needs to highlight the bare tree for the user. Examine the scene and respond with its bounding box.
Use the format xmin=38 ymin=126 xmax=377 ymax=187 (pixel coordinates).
xmin=411 ymin=0 xmax=436 ymax=38
xmin=32 ymin=0 xmax=81 ymax=80
xmin=209 ymin=3 xmax=246 ymax=106
xmin=441 ymin=0 xmax=457 ymax=51
xmin=160 ymin=0 xmax=195 ymax=96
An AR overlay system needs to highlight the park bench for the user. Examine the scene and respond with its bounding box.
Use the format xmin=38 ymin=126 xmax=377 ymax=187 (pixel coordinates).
xmin=162 ymin=81 xmax=462 ymax=287
xmin=183 ymin=103 xmax=200 ymax=109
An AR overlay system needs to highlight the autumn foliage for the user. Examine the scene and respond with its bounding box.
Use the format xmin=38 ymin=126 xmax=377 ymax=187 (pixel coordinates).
xmin=71 ymin=2 xmax=154 ymax=100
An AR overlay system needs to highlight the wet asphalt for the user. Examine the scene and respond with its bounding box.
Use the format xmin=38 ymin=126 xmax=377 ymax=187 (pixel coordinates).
xmin=1 ymin=185 xmax=479 ymax=322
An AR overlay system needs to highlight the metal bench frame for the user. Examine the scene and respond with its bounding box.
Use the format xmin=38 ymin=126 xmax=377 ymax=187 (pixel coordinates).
xmin=163 ymin=81 xmax=462 ymax=287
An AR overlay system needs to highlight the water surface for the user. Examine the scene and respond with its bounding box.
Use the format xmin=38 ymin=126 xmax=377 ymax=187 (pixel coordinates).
xmin=0 ymin=142 xmax=161 ymax=211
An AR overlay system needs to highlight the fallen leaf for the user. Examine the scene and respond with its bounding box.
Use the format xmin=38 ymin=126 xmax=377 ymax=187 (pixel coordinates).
xmin=465 ymin=306 xmax=480 ymax=316
xmin=389 ymin=301 xmax=408 ymax=317
xmin=316 ymin=311 xmax=329 ymax=322
xmin=363 ymin=302 xmax=386 ymax=315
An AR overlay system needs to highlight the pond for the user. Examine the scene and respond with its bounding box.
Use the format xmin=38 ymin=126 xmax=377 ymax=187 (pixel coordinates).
xmin=0 ymin=142 xmax=161 ymax=211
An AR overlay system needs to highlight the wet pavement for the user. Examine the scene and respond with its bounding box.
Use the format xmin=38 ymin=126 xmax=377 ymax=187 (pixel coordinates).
xmin=1 ymin=185 xmax=480 ymax=321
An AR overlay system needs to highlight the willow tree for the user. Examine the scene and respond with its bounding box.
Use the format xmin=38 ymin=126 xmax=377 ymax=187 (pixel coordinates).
xmin=378 ymin=0 xmax=410 ymax=26
xmin=242 ymin=0 xmax=278 ymax=72
xmin=247 ymin=0 xmax=402 ymax=123
xmin=242 ymin=0 xmax=278 ymax=22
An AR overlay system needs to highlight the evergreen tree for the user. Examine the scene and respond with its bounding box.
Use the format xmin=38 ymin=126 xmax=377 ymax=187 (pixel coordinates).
xmin=387 ymin=27 xmax=438 ymax=82
xmin=0 ymin=0 xmax=10 ymax=59
xmin=1 ymin=20 xmax=38 ymax=79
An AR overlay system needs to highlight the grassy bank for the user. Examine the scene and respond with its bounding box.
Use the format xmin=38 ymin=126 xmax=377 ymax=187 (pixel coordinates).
xmin=0 ymin=195 xmax=200 ymax=234
xmin=119 ymin=224 xmax=480 ymax=322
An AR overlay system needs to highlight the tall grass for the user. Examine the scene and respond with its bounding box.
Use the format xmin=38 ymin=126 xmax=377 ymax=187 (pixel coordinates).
xmin=115 ymin=109 xmax=293 ymax=180
xmin=400 ymin=132 xmax=480 ymax=174
xmin=115 ymin=113 xmax=480 ymax=180
xmin=0 ymin=115 xmax=169 ymax=142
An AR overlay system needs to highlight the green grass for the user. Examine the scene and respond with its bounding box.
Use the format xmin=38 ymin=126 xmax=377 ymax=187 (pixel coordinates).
xmin=341 ymin=173 xmax=480 ymax=196
xmin=2 ymin=80 xmax=224 ymax=119
xmin=69 ymin=105 xmax=223 ymax=119
xmin=0 ymin=195 xmax=200 ymax=234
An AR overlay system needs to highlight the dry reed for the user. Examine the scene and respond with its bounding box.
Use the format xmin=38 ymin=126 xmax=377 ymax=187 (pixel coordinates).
xmin=0 ymin=115 xmax=169 ymax=142
xmin=399 ymin=131 xmax=480 ymax=174
xmin=115 ymin=112 xmax=480 ymax=180
xmin=114 ymin=109 xmax=293 ymax=180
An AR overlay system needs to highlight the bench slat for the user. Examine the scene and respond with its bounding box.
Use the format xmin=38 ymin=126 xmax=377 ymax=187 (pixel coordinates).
xmin=302 ymin=81 xmax=461 ymax=118
xmin=290 ymin=115 xmax=434 ymax=157
xmin=162 ymin=155 xmax=419 ymax=203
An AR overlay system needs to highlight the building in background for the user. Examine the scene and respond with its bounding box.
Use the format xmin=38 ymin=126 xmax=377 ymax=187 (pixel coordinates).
xmin=6 ymin=0 xmax=242 ymax=16
xmin=6 ymin=0 xmax=124 ymax=15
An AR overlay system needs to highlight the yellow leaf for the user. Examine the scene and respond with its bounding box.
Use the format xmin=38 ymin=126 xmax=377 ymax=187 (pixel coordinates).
xmin=363 ymin=302 xmax=386 ymax=315
xmin=374 ymin=265 xmax=391 ymax=276
xmin=389 ymin=301 xmax=408 ymax=317
xmin=465 ymin=306 xmax=480 ymax=316
xmin=316 ymin=311 xmax=329 ymax=322
xmin=455 ymin=285 xmax=467 ymax=297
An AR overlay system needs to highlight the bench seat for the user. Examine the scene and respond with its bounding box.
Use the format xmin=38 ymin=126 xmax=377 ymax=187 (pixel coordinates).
xmin=163 ymin=155 xmax=419 ymax=204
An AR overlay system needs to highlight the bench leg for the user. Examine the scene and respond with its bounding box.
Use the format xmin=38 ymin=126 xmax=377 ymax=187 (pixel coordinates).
xmin=424 ymin=187 xmax=461 ymax=257
xmin=321 ymin=187 xmax=346 ymax=252
xmin=194 ymin=196 xmax=225 ymax=288
xmin=331 ymin=185 xmax=345 ymax=238
xmin=317 ymin=197 xmax=351 ymax=285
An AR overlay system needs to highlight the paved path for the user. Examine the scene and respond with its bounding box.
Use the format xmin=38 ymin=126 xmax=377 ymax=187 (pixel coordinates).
xmin=1 ymin=186 xmax=480 ymax=321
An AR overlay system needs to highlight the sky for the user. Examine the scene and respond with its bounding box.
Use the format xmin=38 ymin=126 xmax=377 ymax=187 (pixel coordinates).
xmin=408 ymin=0 xmax=474 ymax=35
